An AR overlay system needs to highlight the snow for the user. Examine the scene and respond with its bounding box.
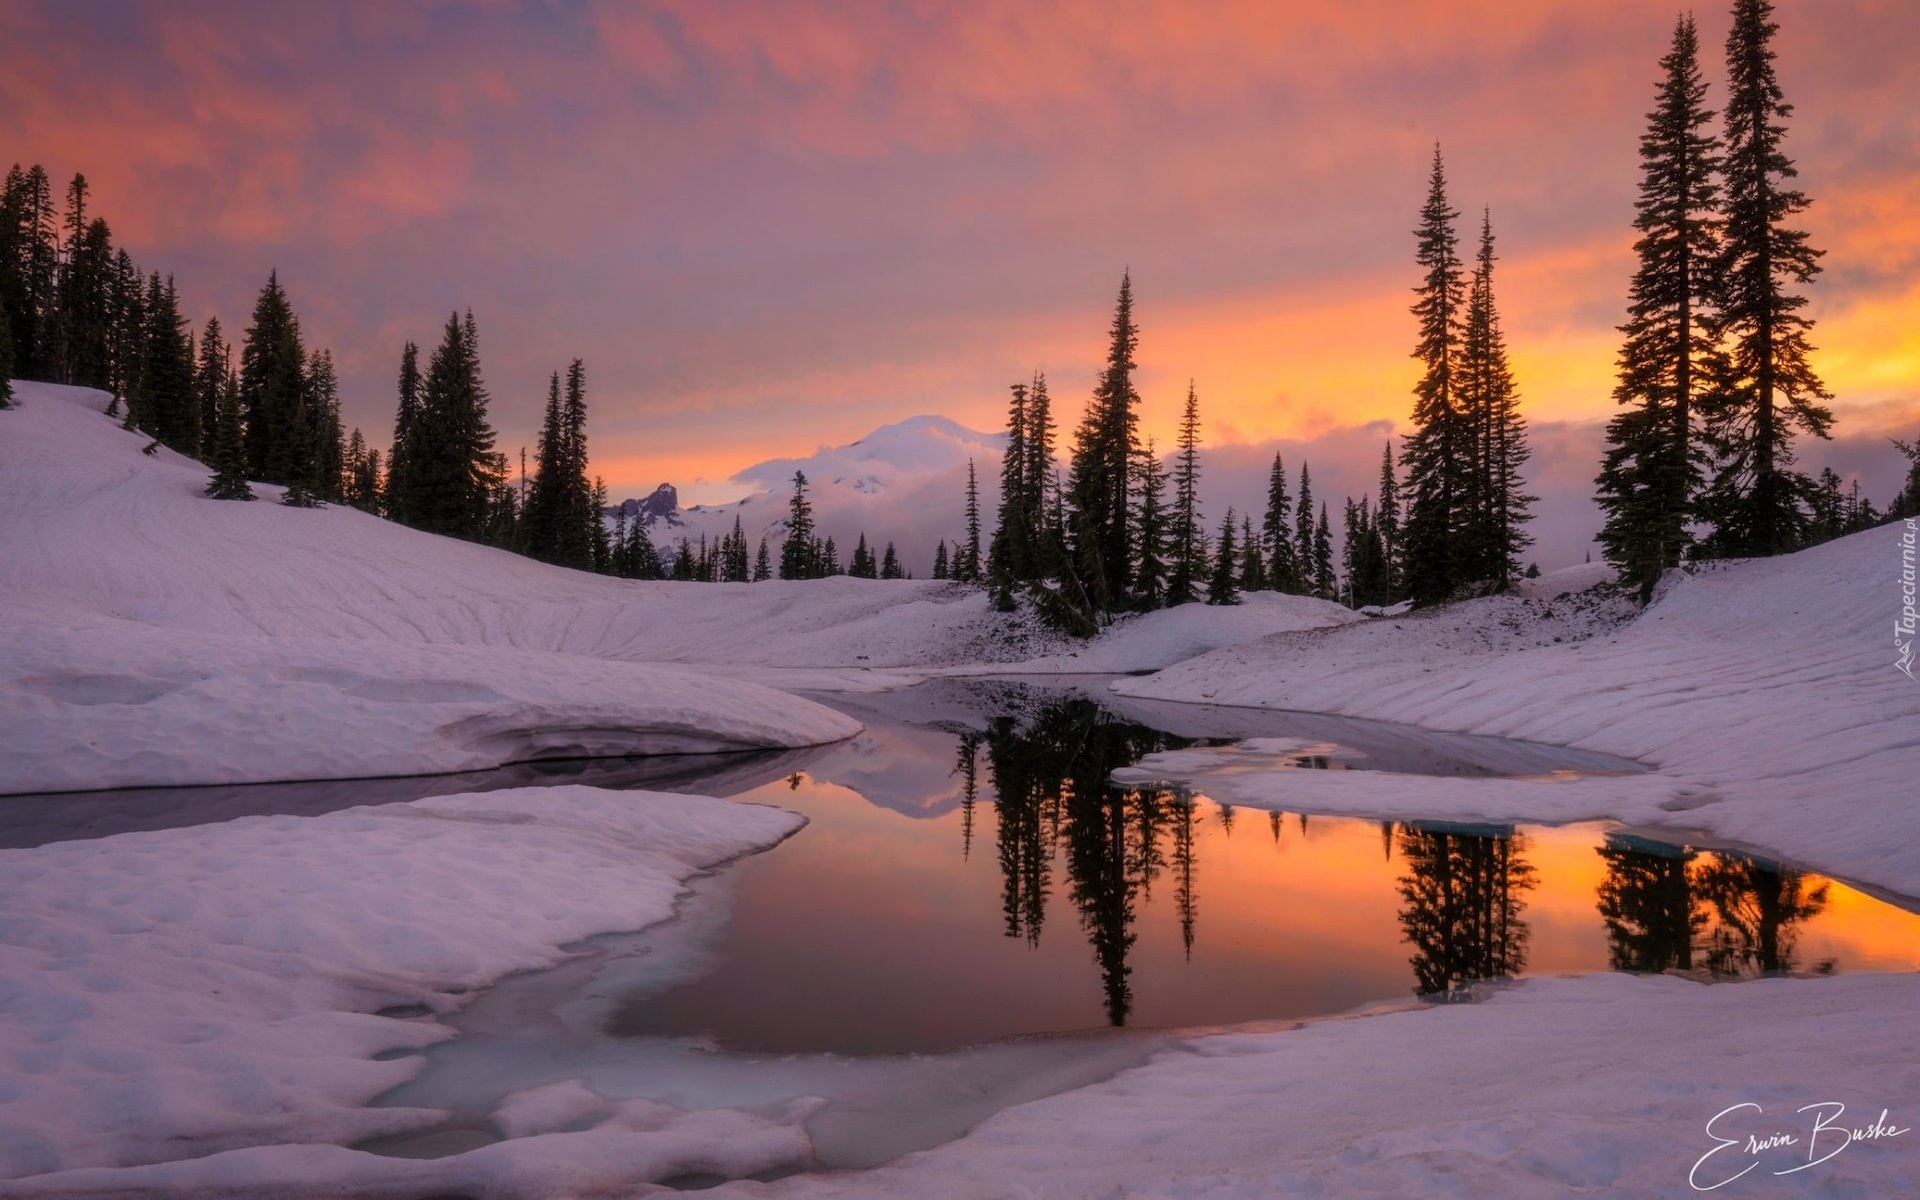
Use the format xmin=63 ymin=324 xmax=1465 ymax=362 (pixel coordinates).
xmin=0 ymin=384 xmax=1355 ymax=792
xmin=4 ymin=380 xmax=1917 ymax=1199
xmin=0 ymin=383 xmax=847 ymax=792
xmin=742 ymin=972 xmax=1920 ymax=1199
xmin=1115 ymin=527 xmax=1920 ymax=903
xmin=0 ymin=785 xmax=805 ymax=1185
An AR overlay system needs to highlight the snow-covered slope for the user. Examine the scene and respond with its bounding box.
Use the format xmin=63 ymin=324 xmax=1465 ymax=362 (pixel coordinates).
xmin=1118 ymin=528 xmax=1920 ymax=900
xmin=0 ymin=383 xmax=1355 ymax=792
xmin=0 ymin=384 xmax=868 ymax=792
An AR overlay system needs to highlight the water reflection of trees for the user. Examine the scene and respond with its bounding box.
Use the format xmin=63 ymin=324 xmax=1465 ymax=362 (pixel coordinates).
xmin=977 ymin=699 xmax=1199 ymax=1025
xmin=1596 ymin=835 xmax=1831 ymax=978
xmin=1394 ymin=822 xmax=1537 ymax=998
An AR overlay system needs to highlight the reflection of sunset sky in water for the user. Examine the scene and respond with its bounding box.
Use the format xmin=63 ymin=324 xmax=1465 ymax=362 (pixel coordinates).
xmin=610 ymin=700 xmax=1920 ymax=1055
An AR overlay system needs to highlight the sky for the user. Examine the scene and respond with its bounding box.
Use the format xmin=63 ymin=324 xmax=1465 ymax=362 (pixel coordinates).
xmin=3 ymin=0 xmax=1916 ymax=556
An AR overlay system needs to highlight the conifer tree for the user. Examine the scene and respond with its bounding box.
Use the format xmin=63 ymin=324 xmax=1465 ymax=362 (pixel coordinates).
xmin=754 ymin=536 xmax=772 ymax=581
xmin=279 ymin=384 xmax=322 ymax=508
xmin=1313 ymin=504 xmax=1336 ymax=599
xmin=724 ymin=515 xmax=750 ymax=581
xmin=933 ymin=539 xmax=950 ymax=580
xmin=239 ymin=271 xmax=308 ymax=484
xmin=1168 ymin=381 xmax=1205 ymax=605
xmin=522 ymin=371 xmax=568 ymax=563
xmin=1699 ymin=0 xmax=1833 ymax=557
xmin=1460 ymin=212 xmax=1533 ymax=584
xmin=1237 ymin=514 xmax=1267 ymax=593
xmin=1598 ymin=14 xmax=1723 ymax=598
xmin=564 ymin=360 xmax=595 ymax=566
xmin=385 ymin=341 xmax=422 ymax=522
xmin=850 ymin=532 xmax=877 ymax=578
xmin=204 ymin=367 xmax=253 ymax=500
xmin=881 ymin=541 xmax=904 ymax=579
xmin=1133 ymin=438 xmax=1171 ymax=608
xmin=1294 ymin=460 xmax=1317 ymax=582
xmin=1208 ymin=508 xmax=1239 ymax=605
xmin=137 ymin=274 xmax=197 ymax=455
xmin=780 ymin=470 xmax=817 ymax=579
xmin=6 ymin=165 xmax=57 ymax=379
xmin=987 ymin=381 xmax=1030 ymax=607
xmin=1375 ymin=443 xmax=1401 ymax=598
xmin=307 ymin=347 xmax=344 ymax=501
xmin=402 ymin=312 xmax=501 ymax=539
xmin=955 ymin=458 xmax=983 ymax=582
xmin=104 ymin=249 xmax=144 ymax=410
xmin=1400 ymin=147 xmax=1471 ymax=604
xmin=194 ymin=317 xmax=228 ymax=453
xmin=1262 ymin=452 xmax=1297 ymax=594
xmin=1067 ymin=270 xmax=1142 ymax=618
xmin=672 ymin=538 xmax=697 ymax=580
xmin=822 ymin=535 xmax=841 ymax=576
xmin=589 ymin=476 xmax=612 ymax=572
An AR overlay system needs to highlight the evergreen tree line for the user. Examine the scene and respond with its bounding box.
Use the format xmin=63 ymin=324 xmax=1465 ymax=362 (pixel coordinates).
xmin=970 ymin=273 xmax=1421 ymax=633
xmin=1597 ymin=0 xmax=1909 ymax=597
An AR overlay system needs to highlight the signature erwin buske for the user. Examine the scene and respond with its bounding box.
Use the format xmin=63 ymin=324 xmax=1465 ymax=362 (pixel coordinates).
xmin=1690 ymin=1101 xmax=1909 ymax=1191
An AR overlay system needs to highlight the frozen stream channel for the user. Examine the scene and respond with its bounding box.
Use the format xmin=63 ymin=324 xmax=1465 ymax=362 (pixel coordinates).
xmin=351 ymin=678 xmax=1920 ymax=1177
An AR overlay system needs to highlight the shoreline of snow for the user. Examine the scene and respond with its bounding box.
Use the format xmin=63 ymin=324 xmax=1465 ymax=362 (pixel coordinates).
xmin=1111 ymin=527 xmax=1920 ymax=901
xmin=0 ymin=786 xmax=809 ymax=1186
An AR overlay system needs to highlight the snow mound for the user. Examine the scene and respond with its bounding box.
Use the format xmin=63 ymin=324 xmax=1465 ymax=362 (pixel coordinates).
xmin=0 ymin=786 xmax=804 ymax=1181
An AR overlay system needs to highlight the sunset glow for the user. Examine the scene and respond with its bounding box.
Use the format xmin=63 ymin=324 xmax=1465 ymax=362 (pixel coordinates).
xmin=4 ymin=0 xmax=1914 ymax=507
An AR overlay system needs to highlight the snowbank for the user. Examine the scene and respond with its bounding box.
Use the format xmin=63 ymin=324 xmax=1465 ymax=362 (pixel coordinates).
xmin=1116 ymin=528 xmax=1920 ymax=900
xmin=0 ymin=786 xmax=805 ymax=1183
xmin=748 ymin=972 xmax=1920 ymax=1199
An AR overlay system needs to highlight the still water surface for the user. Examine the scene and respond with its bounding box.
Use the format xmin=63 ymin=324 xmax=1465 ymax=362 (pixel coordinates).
xmin=600 ymin=680 xmax=1918 ymax=1054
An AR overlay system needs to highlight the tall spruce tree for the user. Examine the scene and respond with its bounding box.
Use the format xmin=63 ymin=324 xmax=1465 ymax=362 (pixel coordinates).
xmin=1168 ymin=381 xmax=1205 ymax=605
xmin=1460 ymin=211 xmax=1533 ymax=584
xmin=1294 ymin=460 xmax=1317 ymax=587
xmin=522 ymin=371 xmax=569 ymax=562
xmin=1208 ymin=509 xmax=1239 ymax=605
xmin=1067 ymin=271 xmax=1143 ymax=618
xmin=402 ymin=311 xmax=500 ymax=538
xmin=105 ymin=249 xmax=144 ymax=409
xmin=204 ymin=366 xmax=253 ymax=500
xmin=136 ymin=275 xmax=197 ymax=455
xmin=238 ymin=271 xmax=308 ymax=484
xmin=780 ymin=470 xmax=817 ymax=579
xmin=956 ymin=458 xmax=983 ymax=582
xmin=1133 ymin=438 xmax=1171 ymax=608
xmin=1313 ymin=504 xmax=1336 ymax=600
xmin=1375 ymin=443 xmax=1401 ymax=598
xmin=933 ymin=540 xmax=950 ymax=580
xmin=850 ymin=532 xmax=877 ymax=578
xmin=1262 ymin=452 xmax=1297 ymax=594
xmin=881 ymin=541 xmax=904 ymax=579
xmin=307 ymin=347 xmax=344 ymax=501
xmin=1237 ymin=513 xmax=1267 ymax=593
xmin=1699 ymin=0 xmax=1833 ymax=557
xmin=1399 ymin=146 xmax=1471 ymax=604
xmin=194 ymin=317 xmax=228 ymax=452
xmin=987 ymin=381 xmax=1031 ymax=608
xmin=385 ymin=341 xmax=423 ymax=521
xmin=1598 ymin=15 xmax=1724 ymax=599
